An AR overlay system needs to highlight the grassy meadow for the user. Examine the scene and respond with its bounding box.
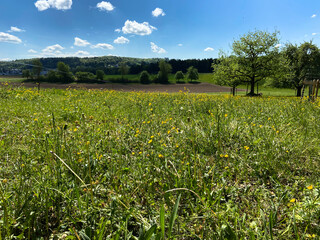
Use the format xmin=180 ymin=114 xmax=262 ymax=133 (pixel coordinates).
xmin=0 ymin=85 xmax=319 ymax=239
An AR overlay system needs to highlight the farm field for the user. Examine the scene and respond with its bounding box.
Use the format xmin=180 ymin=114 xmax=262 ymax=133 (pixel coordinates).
xmin=0 ymin=86 xmax=319 ymax=239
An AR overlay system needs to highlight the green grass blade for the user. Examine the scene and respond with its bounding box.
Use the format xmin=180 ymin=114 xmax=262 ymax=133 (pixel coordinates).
xmin=168 ymin=194 xmax=181 ymax=238
xmin=160 ymin=204 xmax=165 ymax=239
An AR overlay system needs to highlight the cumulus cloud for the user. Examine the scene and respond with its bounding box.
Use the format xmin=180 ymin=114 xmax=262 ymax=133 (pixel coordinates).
xmin=9 ymin=26 xmax=25 ymax=33
xmin=150 ymin=42 xmax=166 ymax=54
xmin=35 ymin=0 xmax=72 ymax=11
xmin=74 ymin=50 xmax=90 ymax=56
xmin=0 ymin=32 xmax=22 ymax=44
xmin=42 ymin=44 xmax=64 ymax=55
xmin=28 ymin=49 xmax=38 ymax=53
xmin=114 ymin=36 xmax=129 ymax=44
xmin=312 ymin=33 xmax=317 ymax=36
xmin=97 ymin=1 xmax=114 ymax=11
xmin=152 ymin=8 xmax=165 ymax=17
xmin=204 ymin=47 xmax=214 ymax=52
xmin=91 ymin=43 xmax=114 ymax=50
xmin=311 ymin=14 xmax=317 ymax=18
xmin=74 ymin=37 xmax=90 ymax=47
xmin=115 ymin=28 xmax=121 ymax=33
xmin=122 ymin=20 xmax=156 ymax=36
xmin=178 ymin=43 xmax=183 ymax=47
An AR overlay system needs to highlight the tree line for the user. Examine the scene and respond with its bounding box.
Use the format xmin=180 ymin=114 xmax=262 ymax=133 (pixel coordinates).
xmin=212 ymin=30 xmax=320 ymax=96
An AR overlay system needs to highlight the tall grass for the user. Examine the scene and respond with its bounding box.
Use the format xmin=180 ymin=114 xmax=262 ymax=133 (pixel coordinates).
xmin=0 ymin=85 xmax=319 ymax=239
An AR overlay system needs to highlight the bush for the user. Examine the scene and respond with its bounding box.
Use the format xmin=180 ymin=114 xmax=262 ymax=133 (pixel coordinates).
xmin=139 ymin=71 xmax=151 ymax=84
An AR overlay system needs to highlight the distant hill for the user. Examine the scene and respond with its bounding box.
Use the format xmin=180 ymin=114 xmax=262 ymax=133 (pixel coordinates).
xmin=0 ymin=56 xmax=217 ymax=75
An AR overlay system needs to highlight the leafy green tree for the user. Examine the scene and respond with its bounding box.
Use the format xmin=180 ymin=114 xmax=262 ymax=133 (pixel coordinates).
xmin=283 ymin=42 xmax=320 ymax=96
xmin=32 ymin=59 xmax=43 ymax=80
xmin=175 ymin=71 xmax=185 ymax=83
xmin=96 ymin=70 xmax=105 ymax=81
xmin=220 ymin=30 xmax=280 ymax=95
xmin=139 ymin=70 xmax=151 ymax=84
xmin=212 ymin=55 xmax=242 ymax=96
xmin=22 ymin=69 xmax=31 ymax=79
xmin=187 ymin=66 xmax=199 ymax=83
xmin=57 ymin=61 xmax=73 ymax=83
xmin=118 ymin=62 xmax=130 ymax=80
xmin=76 ymin=72 xmax=95 ymax=83
xmin=47 ymin=70 xmax=58 ymax=82
xmin=157 ymin=60 xmax=172 ymax=84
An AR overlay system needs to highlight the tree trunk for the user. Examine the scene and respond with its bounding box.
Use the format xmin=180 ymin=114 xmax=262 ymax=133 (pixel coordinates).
xmin=248 ymin=80 xmax=255 ymax=96
xmin=232 ymin=86 xmax=236 ymax=96
xmin=296 ymin=86 xmax=302 ymax=97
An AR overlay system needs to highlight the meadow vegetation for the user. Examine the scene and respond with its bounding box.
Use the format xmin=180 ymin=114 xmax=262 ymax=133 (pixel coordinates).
xmin=0 ymin=84 xmax=319 ymax=239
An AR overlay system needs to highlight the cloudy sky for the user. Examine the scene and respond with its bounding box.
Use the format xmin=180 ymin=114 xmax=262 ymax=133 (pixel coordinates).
xmin=1 ymin=0 xmax=320 ymax=61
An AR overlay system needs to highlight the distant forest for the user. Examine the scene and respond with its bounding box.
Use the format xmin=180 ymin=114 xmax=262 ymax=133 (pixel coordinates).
xmin=0 ymin=56 xmax=217 ymax=75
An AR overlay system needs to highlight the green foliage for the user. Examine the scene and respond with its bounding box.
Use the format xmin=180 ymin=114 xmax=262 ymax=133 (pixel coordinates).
xmin=0 ymin=87 xmax=319 ymax=239
xmin=46 ymin=70 xmax=58 ymax=83
xmin=96 ymin=70 xmax=105 ymax=81
xmin=76 ymin=71 xmax=96 ymax=83
xmin=139 ymin=70 xmax=151 ymax=84
xmin=174 ymin=71 xmax=185 ymax=83
xmin=57 ymin=61 xmax=74 ymax=83
xmin=22 ymin=69 xmax=31 ymax=79
xmin=32 ymin=59 xmax=42 ymax=80
xmin=118 ymin=62 xmax=130 ymax=79
xmin=157 ymin=60 xmax=172 ymax=84
xmin=187 ymin=66 xmax=199 ymax=83
xmin=221 ymin=30 xmax=281 ymax=95
xmin=283 ymin=42 xmax=320 ymax=96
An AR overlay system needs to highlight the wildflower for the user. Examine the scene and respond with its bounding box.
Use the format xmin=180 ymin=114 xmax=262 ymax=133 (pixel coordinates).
xmin=148 ymin=139 xmax=153 ymax=144
xmin=307 ymin=185 xmax=313 ymax=190
xmin=34 ymin=118 xmax=38 ymax=122
xmin=73 ymin=128 xmax=78 ymax=132
xmin=220 ymin=154 xmax=224 ymax=158
xmin=290 ymin=198 xmax=296 ymax=203
xmin=224 ymin=114 xmax=228 ymax=117
xmin=158 ymin=154 xmax=164 ymax=158
xmin=244 ymin=146 xmax=249 ymax=150
xmin=2 ymin=179 xmax=7 ymax=184
xmin=151 ymin=135 xmax=154 ymax=138
xmin=167 ymin=130 xmax=171 ymax=134
xmin=225 ymin=154 xmax=229 ymax=158
xmin=149 ymin=103 xmax=152 ymax=106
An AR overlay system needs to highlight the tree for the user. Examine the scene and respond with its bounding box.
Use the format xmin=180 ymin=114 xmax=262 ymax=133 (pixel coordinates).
xmin=32 ymin=59 xmax=42 ymax=80
xmin=219 ymin=30 xmax=280 ymax=95
xmin=187 ymin=66 xmax=199 ymax=83
xmin=283 ymin=42 xmax=320 ymax=96
xmin=76 ymin=72 xmax=95 ymax=83
xmin=22 ymin=69 xmax=31 ymax=79
xmin=47 ymin=70 xmax=58 ymax=82
xmin=175 ymin=71 xmax=185 ymax=83
xmin=57 ymin=61 xmax=73 ymax=83
xmin=157 ymin=60 xmax=172 ymax=84
xmin=213 ymin=55 xmax=242 ymax=96
xmin=96 ymin=70 xmax=105 ymax=81
xmin=118 ymin=62 xmax=130 ymax=80
xmin=139 ymin=70 xmax=151 ymax=84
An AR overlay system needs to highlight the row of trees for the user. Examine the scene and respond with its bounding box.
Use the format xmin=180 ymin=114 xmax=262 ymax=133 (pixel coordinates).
xmin=212 ymin=30 xmax=320 ymax=96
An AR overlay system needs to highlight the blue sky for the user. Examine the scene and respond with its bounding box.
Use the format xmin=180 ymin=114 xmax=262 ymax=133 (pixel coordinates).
xmin=0 ymin=0 xmax=320 ymax=61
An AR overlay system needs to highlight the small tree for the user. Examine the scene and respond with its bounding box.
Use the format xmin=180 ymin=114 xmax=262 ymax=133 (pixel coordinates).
xmin=76 ymin=72 xmax=95 ymax=83
xmin=157 ymin=60 xmax=172 ymax=84
xmin=47 ymin=70 xmax=58 ymax=82
xmin=32 ymin=59 xmax=42 ymax=80
xmin=96 ymin=70 xmax=105 ymax=81
xmin=22 ymin=69 xmax=31 ymax=79
xmin=140 ymin=70 xmax=151 ymax=84
xmin=57 ymin=62 xmax=73 ymax=83
xmin=187 ymin=66 xmax=199 ymax=83
xmin=175 ymin=71 xmax=185 ymax=83
xmin=118 ymin=62 xmax=130 ymax=80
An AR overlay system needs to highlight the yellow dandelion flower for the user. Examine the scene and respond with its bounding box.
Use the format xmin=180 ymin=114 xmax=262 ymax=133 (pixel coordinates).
xmin=224 ymin=114 xmax=228 ymax=117
xmin=151 ymin=135 xmax=154 ymax=138
xmin=244 ymin=146 xmax=249 ymax=150
xmin=158 ymin=154 xmax=163 ymax=158
xmin=307 ymin=185 xmax=313 ymax=190
xmin=73 ymin=128 xmax=78 ymax=132
xmin=167 ymin=130 xmax=171 ymax=134
xmin=225 ymin=154 xmax=229 ymax=158
xmin=34 ymin=118 xmax=38 ymax=122
xmin=220 ymin=154 xmax=224 ymax=158
xmin=148 ymin=139 xmax=153 ymax=144
xmin=290 ymin=198 xmax=296 ymax=203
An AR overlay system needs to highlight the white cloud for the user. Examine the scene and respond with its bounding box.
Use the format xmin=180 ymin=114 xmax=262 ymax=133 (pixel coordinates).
xmin=42 ymin=44 xmax=64 ymax=54
xmin=9 ymin=26 xmax=25 ymax=33
xmin=204 ymin=47 xmax=214 ymax=52
xmin=178 ymin=43 xmax=183 ymax=47
xmin=312 ymin=33 xmax=317 ymax=36
xmin=115 ymin=28 xmax=121 ymax=33
xmin=0 ymin=58 xmax=11 ymax=62
xmin=152 ymin=8 xmax=165 ymax=17
xmin=74 ymin=37 xmax=90 ymax=47
xmin=35 ymin=0 xmax=72 ymax=11
xmin=74 ymin=50 xmax=90 ymax=56
xmin=0 ymin=32 xmax=22 ymax=44
xmin=114 ymin=36 xmax=129 ymax=44
xmin=122 ymin=20 xmax=156 ymax=36
xmin=28 ymin=49 xmax=38 ymax=53
xmin=97 ymin=1 xmax=114 ymax=11
xmin=91 ymin=43 xmax=114 ymax=50
xmin=150 ymin=42 xmax=166 ymax=54
xmin=311 ymin=14 xmax=317 ymax=18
